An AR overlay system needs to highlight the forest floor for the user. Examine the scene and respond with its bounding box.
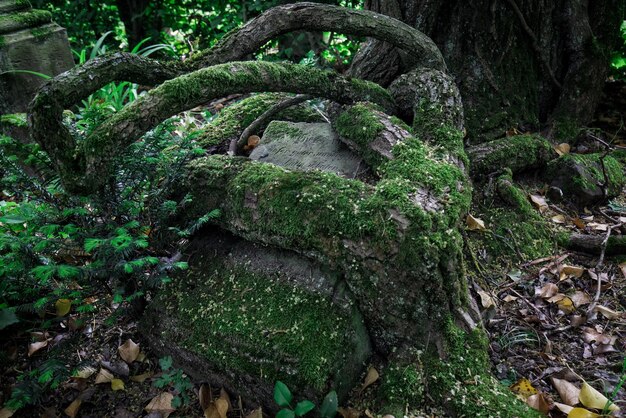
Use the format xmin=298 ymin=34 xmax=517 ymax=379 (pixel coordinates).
xmin=1 ymin=83 xmax=626 ymax=418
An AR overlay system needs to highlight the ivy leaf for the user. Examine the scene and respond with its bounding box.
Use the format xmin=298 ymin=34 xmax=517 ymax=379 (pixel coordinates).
xmin=320 ymin=391 xmax=338 ymax=418
xmin=274 ymin=381 xmax=292 ymax=407
xmin=277 ymin=409 xmax=295 ymax=418
xmin=294 ymin=401 xmax=315 ymax=417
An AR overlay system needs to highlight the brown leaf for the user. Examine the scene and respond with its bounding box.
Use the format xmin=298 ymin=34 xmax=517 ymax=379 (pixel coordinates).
xmin=247 ymin=135 xmax=260 ymax=148
xmin=466 ymin=214 xmax=486 ymax=231
xmin=74 ymin=366 xmax=96 ymax=379
xmin=28 ymin=339 xmax=50 ymax=357
xmin=550 ymin=377 xmax=580 ymax=406
xmin=526 ymin=392 xmax=550 ymax=414
xmin=553 ymin=402 xmax=574 ymax=414
xmin=593 ymin=305 xmax=623 ymax=320
xmin=0 ymin=408 xmax=15 ymax=418
xmin=64 ymin=399 xmax=81 ymax=418
xmin=204 ymin=398 xmax=229 ymax=418
xmin=554 ymin=143 xmax=571 ymax=156
xmin=559 ymin=265 xmax=585 ymax=281
xmin=581 ymin=327 xmax=614 ymax=345
xmin=361 ymin=367 xmax=379 ymax=392
xmin=619 ymin=262 xmax=626 ymax=279
xmin=95 ymin=368 xmax=114 ymax=384
xmin=570 ymin=315 xmax=587 ymax=327
xmin=537 ymin=283 xmax=559 ymax=298
xmin=570 ymin=291 xmax=590 ymax=308
xmin=118 ymin=339 xmax=140 ymax=364
xmin=573 ymin=217 xmax=586 ymax=229
xmin=529 ymin=195 xmax=548 ymax=212
xmin=477 ymin=289 xmax=496 ymax=309
xmin=502 ymin=294 xmax=518 ymax=303
xmin=199 ymin=384 xmax=212 ymax=411
xmin=220 ymin=388 xmax=232 ymax=412
xmin=145 ymin=392 xmax=176 ymax=418
xmin=130 ymin=372 xmax=153 ymax=383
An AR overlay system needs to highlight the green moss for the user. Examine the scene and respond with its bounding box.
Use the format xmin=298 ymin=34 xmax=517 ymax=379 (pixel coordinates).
xmin=195 ymin=93 xmax=323 ymax=148
xmin=30 ymin=25 xmax=53 ymax=40
xmin=0 ymin=9 xmax=51 ymax=27
xmin=379 ymin=351 xmax=425 ymax=413
xmin=421 ymin=320 xmax=542 ymax=417
xmin=552 ymin=117 xmax=580 ymax=142
xmin=0 ymin=36 xmax=5 ymax=47
xmin=333 ymin=103 xmax=387 ymax=168
xmin=547 ymin=153 xmax=626 ymax=198
xmin=160 ymin=258 xmax=361 ymax=391
xmin=470 ymin=134 xmax=554 ymax=176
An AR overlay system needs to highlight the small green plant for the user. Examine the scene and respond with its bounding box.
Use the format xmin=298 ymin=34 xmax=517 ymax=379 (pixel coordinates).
xmin=153 ymin=356 xmax=194 ymax=408
xmin=602 ymin=357 xmax=626 ymax=415
xmin=273 ymin=381 xmax=338 ymax=418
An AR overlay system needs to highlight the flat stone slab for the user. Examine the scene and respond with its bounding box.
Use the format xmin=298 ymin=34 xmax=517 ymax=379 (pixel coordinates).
xmin=250 ymin=121 xmax=364 ymax=178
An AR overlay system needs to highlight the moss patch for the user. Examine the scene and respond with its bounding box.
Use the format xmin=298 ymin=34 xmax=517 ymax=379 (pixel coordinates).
xmin=159 ymin=257 xmax=364 ymax=392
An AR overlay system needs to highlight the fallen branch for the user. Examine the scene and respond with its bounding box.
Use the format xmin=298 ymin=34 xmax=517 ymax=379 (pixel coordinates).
xmin=231 ymin=94 xmax=312 ymax=155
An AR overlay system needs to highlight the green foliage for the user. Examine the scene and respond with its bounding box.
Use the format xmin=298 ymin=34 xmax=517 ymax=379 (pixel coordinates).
xmin=273 ymin=381 xmax=336 ymax=418
xmin=154 ymin=356 xmax=193 ymax=408
xmin=611 ymin=20 xmax=626 ymax=79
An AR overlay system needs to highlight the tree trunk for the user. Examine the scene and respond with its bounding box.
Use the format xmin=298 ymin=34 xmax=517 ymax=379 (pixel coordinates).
xmin=351 ymin=0 xmax=624 ymax=142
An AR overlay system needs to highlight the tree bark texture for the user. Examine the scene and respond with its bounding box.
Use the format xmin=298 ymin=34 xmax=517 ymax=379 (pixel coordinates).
xmin=350 ymin=0 xmax=624 ymax=142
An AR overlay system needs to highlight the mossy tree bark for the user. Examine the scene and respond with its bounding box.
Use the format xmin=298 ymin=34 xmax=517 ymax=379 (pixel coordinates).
xmin=351 ymin=0 xmax=624 ymax=141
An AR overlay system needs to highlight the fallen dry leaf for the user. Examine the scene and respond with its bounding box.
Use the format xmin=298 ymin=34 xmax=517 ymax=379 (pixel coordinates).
xmin=502 ymin=294 xmax=518 ymax=302
xmin=570 ymin=291 xmax=591 ymax=308
xmin=526 ymin=392 xmax=550 ymax=414
xmin=581 ymin=327 xmax=614 ymax=345
xmin=551 ymin=377 xmax=580 ymax=406
xmin=579 ymin=382 xmax=619 ymax=412
xmin=118 ymin=339 xmax=140 ymax=364
xmin=477 ymin=289 xmax=496 ymax=309
xmin=529 ymin=195 xmax=548 ymax=212
xmin=74 ymin=366 xmax=96 ymax=379
xmin=593 ymin=305 xmax=623 ymax=320
xmin=567 ymin=408 xmax=600 ymax=418
xmin=338 ymin=407 xmax=361 ymax=418
xmin=537 ymin=283 xmax=559 ymax=298
xmin=245 ymin=408 xmax=263 ymax=418
xmin=573 ymin=217 xmax=586 ymax=229
xmin=554 ymin=143 xmax=571 ymax=156
xmin=64 ymin=399 xmax=81 ymax=418
xmin=95 ymin=368 xmax=114 ymax=384
xmin=510 ymin=378 xmax=538 ymax=399
xmin=0 ymin=408 xmax=15 ymax=418
xmin=28 ymin=339 xmax=50 ymax=357
xmin=204 ymin=398 xmax=229 ymax=418
xmin=557 ymin=297 xmax=575 ymax=314
xmin=552 ymin=214 xmax=566 ymax=224
xmin=466 ymin=214 xmax=486 ymax=231
xmin=130 ymin=372 xmax=153 ymax=383
xmin=570 ymin=315 xmax=587 ymax=327
xmin=361 ymin=367 xmax=379 ymax=392
xmin=145 ymin=392 xmax=176 ymax=418
xmin=199 ymin=384 xmax=212 ymax=411
xmin=559 ymin=265 xmax=585 ymax=281
xmin=554 ymin=402 xmax=574 ymax=414
xmin=219 ymin=389 xmax=232 ymax=412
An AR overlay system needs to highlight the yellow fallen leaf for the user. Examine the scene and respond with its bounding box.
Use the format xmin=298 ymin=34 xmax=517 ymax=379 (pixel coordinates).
xmin=593 ymin=305 xmax=623 ymax=320
xmin=510 ymin=378 xmax=538 ymax=399
xmin=145 ymin=392 xmax=176 ymax=418
xmin=64 ymin=399 xmax=81 ymax=418
xmin=95 ymin=368 xmax=114 ymax=384
xmin=557 ymin=297 xmax=575 ymax=314
xmin=466 ymin=214 xmax=486 ymax=231
xmin=568 ymin=407 xmax=600 ymax=418
xmin=361 ymin=367 xmax=379 ymax=392
xmin=204 ymin=398 xmax=229 ymax=418
xmin=554 ymin=143 xmax=571 ymax=156
xmin=552 ymin=214 xmax=566 ymax=224
xmin=551 ymin=377 xmax=580 ymax=406
xmin=579 ymin=382 xmax=619 ymax=412
xmin=118 ymin=338 xmax=140 ymax=364
xmin=55 ymin=299 xmax=72 ymax=316
xmin=111 ymin=378 xmax=125 ymax=391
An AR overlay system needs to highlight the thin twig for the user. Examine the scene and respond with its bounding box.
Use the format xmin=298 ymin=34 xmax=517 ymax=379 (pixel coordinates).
xmin=229 ymin=94 xmax=312 ymax=155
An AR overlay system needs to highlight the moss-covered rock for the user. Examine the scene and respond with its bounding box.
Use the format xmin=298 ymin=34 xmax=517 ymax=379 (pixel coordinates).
xmin=141 ymin=232 xmax=371 ymax=410
xmin=546 ymin=153 xmax=626 ymax=206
